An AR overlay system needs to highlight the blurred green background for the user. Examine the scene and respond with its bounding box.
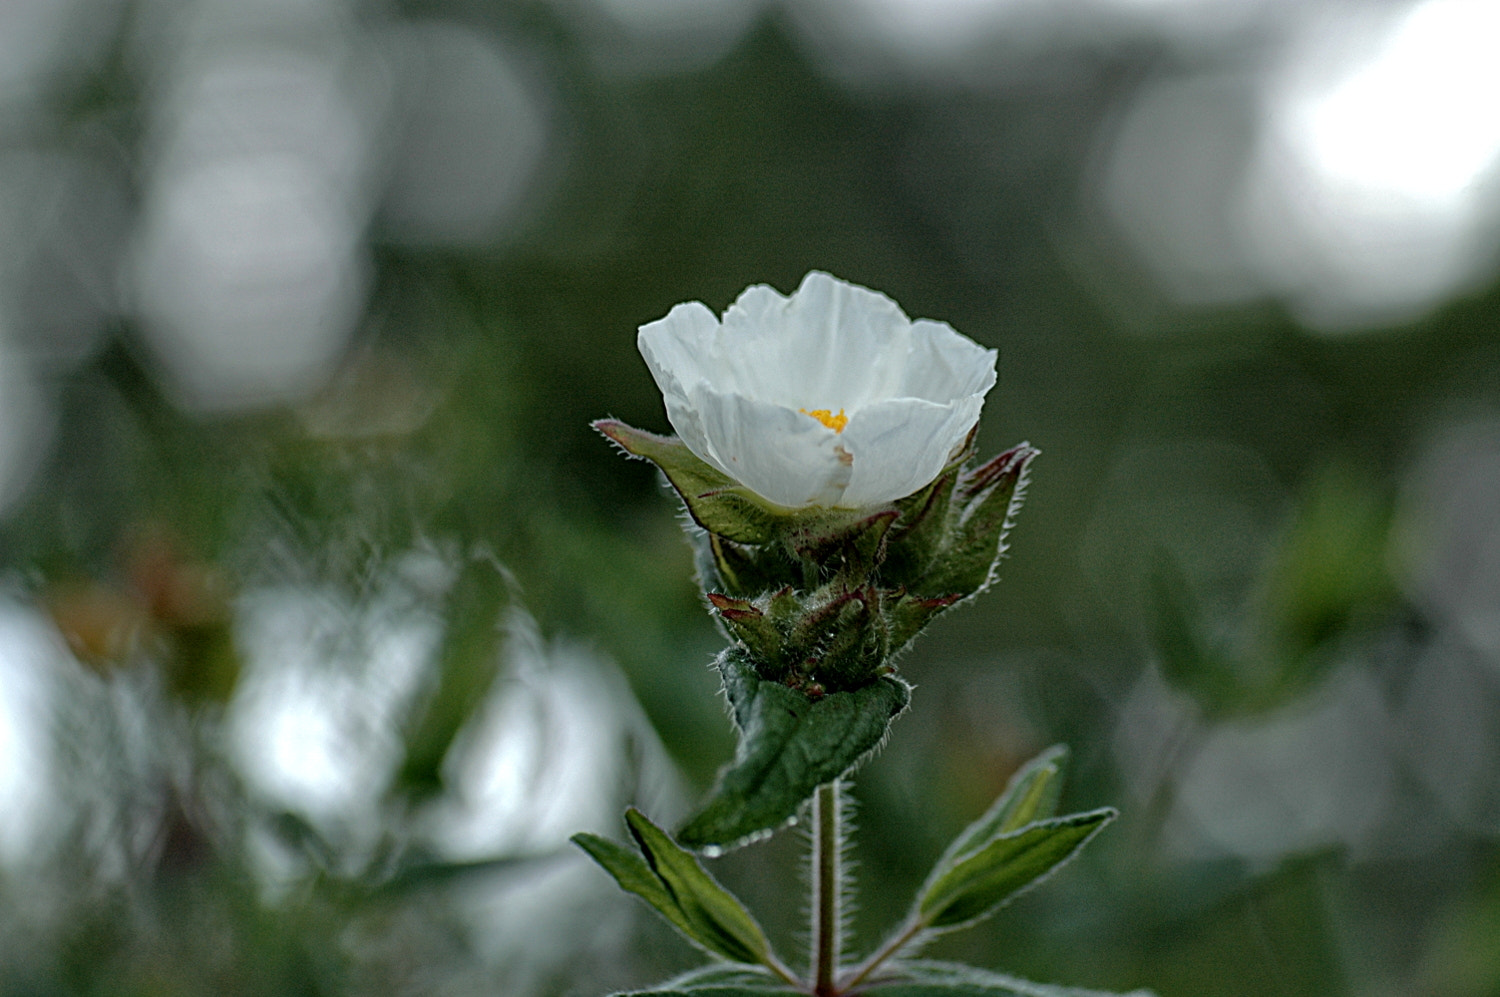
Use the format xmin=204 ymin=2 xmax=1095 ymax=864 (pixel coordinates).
xmin=2 ymin=0 xmax=1499 ymax=994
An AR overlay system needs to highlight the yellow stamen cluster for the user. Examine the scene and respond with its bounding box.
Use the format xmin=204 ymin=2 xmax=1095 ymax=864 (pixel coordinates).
xmin=800 ymin=408 xmax=849 ymax=433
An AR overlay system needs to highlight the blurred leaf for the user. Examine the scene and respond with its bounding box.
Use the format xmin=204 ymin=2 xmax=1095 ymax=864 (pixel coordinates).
xmin=863 ymin=960 xmax=1154 ymax=996
xmin=572 ymin=809 xmax=779 ymax=968
xmin=1150 ymin=464 xmax=1398 ymax=719
xmin=396 ymin=554 xmax=510 ymax=798
xmin=362 ymin=851 xmax=560 ymax=902
xmin=1254 ymin=465 xmax=1394 ymax=685
xmin=677 ymin=647 xmax=910 ymax=850
xmin=917 ymin=809 xmax=1116 ymax=930
xmin=1148 ymin=550 xmax=1245 ymax=718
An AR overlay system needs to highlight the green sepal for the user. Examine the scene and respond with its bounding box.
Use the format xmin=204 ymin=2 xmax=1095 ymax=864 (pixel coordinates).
xmin=594 ymin=420 xmax=797 ymax=545
xmin=882 ymin=448 xmax=968 ymax=585
xmin=571 ymin=809 xmax=776 ymax=966
xmin=916 ymin=808 xmax=1116 ymax=930
xmin=885 ymin=591 xmax=962 ymax=654
xmin=706 ymin=593 xmax=789 ymax=683
xmin=708 ymin=586 xmax=893 ymax=692
xmin=677 ymin=647 xmax=910 ymax=850
xmin=861 ymin=960 xmax=1155 ymax=996
xmin=806 ymin=587 xmax=888 ymax=690
xmin=614 ymin=964 xmax=801 ymax=996
xmin=697 ymin=532 xmax=791 ymax=599
xmin=930 ymin=745 xmax=1070 ymax=879
xmin=790 ymin=508 xmax=900 ymax=583
xmin=911 ymin=444 xmax=1037 ymax=599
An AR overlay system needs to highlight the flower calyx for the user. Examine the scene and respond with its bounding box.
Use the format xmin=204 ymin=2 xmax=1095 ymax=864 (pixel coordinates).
xmin=599 ymin=420 xmax=1037 ymax=696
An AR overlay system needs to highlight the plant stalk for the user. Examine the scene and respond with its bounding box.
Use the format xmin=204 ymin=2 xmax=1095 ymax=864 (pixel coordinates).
xmin=838 ymin=914 xmax=925 ymax=992
xmin=811 ymin=779 xmax=841 ymax=996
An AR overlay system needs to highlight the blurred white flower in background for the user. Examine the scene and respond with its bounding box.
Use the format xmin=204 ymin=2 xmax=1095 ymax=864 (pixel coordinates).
xmin=637 ymin=271 xmax=997 ymax=509
xmin=125 ymin=1 xmax=557 ymax=409
xmin=1095 ymin=0 xmax=1500 ymax=329
xmin=0 ymin=600 xmax=61 ymax=870
xmin=426 ymin=623 xmax=680 ymax=984
xmin=374 ymin=20 xmax=552 ymax=246
xmin=1395 ymin=417 xmax=1500 ymax=665
xmin=1114 ymin=665 xmax=1400 ymax=864
xmin=228 ymin=556 xmax=679 ymax=982
xmin=128 ymin=26 xmax=377 ymax=411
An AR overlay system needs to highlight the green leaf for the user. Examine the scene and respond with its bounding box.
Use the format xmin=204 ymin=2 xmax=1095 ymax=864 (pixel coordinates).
xmin=863 ymin=960 xmax=1155 ymax=996
xmin=917 ymin=809 xmax=1116 ymax=929
xmin=594 ymin=420 xmax=798 ymax=545
xmin=678 ymin=648 xmax=911 ymax=850
xmin=932 ymin=746 xmax=1070 ymax=879
xmin=572 ymin=809 xmax=774 ymax=966
xmin=616 ymin=963 xmax=803 ymax=995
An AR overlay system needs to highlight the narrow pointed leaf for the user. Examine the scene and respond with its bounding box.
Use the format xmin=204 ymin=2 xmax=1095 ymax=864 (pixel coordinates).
xmin=594 ymin=420 xmax=795 ymax=544
xmin=863 ymin=960 xmax=1155 ymax=996
xmin=935 ymin=745 xmax=1070 ymax=876
xmin=571 ymin=832 xmax=699 ymax=948
xmin=678 ymin=648 xmax=910 ymax=850
xmin=624 ymin=809 xmax=774 ymax=966
xmin=572 ymin=815 xmax=773 ymax=967
xmin=918 ymin=809 xmax=1115 ymax=929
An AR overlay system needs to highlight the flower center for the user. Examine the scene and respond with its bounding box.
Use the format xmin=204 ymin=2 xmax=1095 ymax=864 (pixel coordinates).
xmin=800 ymin=408 xmax=848 ymax=433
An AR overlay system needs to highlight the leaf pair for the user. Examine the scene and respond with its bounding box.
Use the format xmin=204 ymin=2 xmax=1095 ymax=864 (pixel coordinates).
xmin=840 ymin=747 xmax=1116 ymax=987
xmin=913 ymin=747 xmax=1114 ymax=931
xmin=576 ymin=747 xmax=1142 ymax=997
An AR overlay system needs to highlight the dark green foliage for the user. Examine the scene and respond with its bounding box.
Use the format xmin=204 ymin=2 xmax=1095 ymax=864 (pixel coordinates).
xmin=677 ymin=649 xmax=911 ymax=849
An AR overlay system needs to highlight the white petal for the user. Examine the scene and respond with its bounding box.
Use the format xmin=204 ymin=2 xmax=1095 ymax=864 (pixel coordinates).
xmin=637 ymin=300 xmax=719 ymax=401
xmin=638 ymin=301 xmax=723 ymax=464
xmin=717 ymin=273 xmax=914 ymax=411
xmin=900 ymin=319 xmax=998 ymax=402
xmin=838 ymin=395 xmax=984 ymax=507
xmin=691 ymin=387 xmax=850 ymax=508
xmin=634 ymin=272 xmax=999 ymax=509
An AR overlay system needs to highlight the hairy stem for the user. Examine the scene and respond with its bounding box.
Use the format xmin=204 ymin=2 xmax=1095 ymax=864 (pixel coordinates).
xmin=838 ymin=914 xmax=926 ymax=992
xmin=811 ymin=779 xmax=841 ymax=996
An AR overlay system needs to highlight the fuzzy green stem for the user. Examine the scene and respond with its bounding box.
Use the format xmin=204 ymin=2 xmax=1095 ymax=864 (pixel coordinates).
xmin=838 ymin=914 xmax=925 ymax=992
xmin=811 ymin=779 xmax=841 ymax=996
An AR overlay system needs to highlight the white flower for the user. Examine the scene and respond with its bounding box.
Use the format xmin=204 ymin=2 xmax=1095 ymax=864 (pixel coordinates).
xmin=637 ymin=272 xmax=997 ymax=509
